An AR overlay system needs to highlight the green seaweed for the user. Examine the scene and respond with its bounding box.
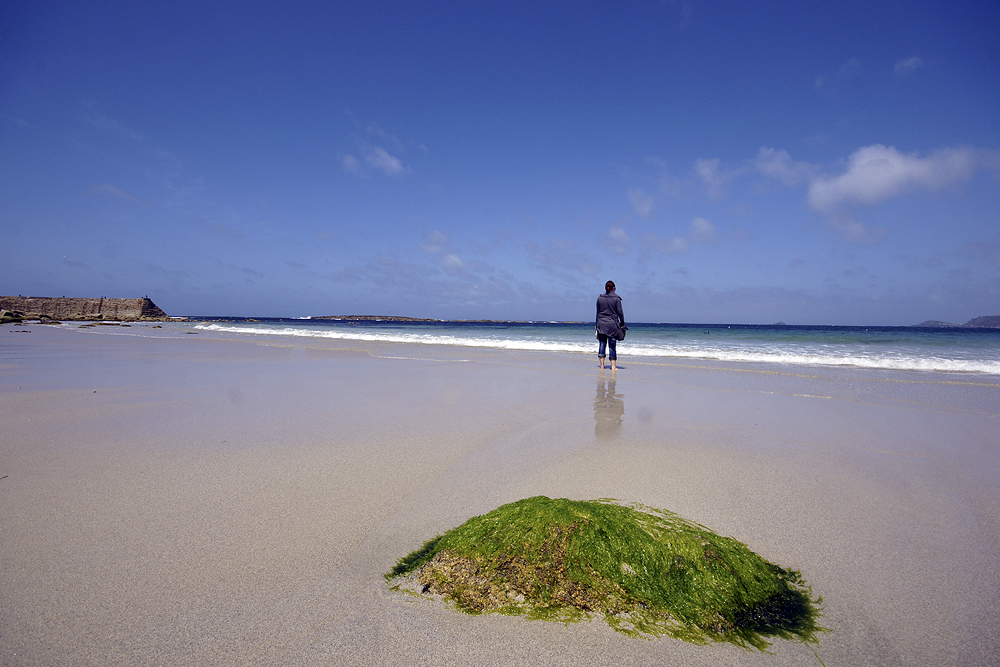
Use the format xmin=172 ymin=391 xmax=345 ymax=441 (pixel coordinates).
xmin=386 ymin=496 xmax=823 ymax=650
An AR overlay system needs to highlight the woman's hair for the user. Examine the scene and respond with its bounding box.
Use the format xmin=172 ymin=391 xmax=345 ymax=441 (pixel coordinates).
xmin=605 ymin=281 xmax=615 ymax=292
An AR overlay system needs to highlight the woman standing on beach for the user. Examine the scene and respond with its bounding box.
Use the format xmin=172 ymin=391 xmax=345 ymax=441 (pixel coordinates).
xmin=596 ymin=280 xmax=625 ymax=370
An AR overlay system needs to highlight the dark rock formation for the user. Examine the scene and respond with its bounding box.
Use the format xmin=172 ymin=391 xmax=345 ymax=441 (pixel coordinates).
xmin=0 ymin=296 xmax=170 ymax=321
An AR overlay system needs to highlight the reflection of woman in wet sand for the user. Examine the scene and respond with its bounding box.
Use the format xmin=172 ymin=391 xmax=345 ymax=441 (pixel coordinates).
xmin=595 ymin=280 xmax=625 ymax=371
xmin=594 ymin=378 xmax=625 ymax=439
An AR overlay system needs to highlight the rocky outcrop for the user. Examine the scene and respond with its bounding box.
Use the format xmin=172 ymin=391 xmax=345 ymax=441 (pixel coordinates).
xmin=964 ymin=315 xmax=1000 ymax=328
xmin=0 ymin=296 xmax=170 ymax=321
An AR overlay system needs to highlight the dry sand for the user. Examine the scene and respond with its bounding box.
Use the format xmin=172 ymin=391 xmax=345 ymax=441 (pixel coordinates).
xmin=1 ymin=323 xmax=998 ymax=666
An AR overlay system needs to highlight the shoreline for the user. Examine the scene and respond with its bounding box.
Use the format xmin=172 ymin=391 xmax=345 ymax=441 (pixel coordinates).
xmin=121 ymin=319 xmax=1000 ymax=376
xmin=2 ymin=325 xmax=998 ymax=665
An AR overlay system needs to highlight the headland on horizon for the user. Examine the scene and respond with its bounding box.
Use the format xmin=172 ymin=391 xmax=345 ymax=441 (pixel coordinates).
xmin=0 ymin=296 xmax=170 ymax=322
xmin=4 ymin=294 xmax=999 ymax=329
xmin=917 ymin=315 xmax=1000 ymax=328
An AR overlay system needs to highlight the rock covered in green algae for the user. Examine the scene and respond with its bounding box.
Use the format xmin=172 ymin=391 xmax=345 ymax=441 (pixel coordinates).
xmin=386 ymin=496 xmax=823 ymax=650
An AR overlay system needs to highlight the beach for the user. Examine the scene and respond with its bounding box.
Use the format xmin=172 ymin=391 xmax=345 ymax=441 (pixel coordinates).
xmin=2 ymin=323 xmax=998 ymax=666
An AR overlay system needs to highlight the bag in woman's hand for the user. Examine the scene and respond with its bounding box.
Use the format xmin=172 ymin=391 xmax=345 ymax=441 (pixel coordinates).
xmin=615 ymin=325 xmax=627 ymax=341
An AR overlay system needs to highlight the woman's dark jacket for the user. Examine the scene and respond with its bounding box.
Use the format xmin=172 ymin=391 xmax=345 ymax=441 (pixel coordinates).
xmin=595 ymin=292 xmax=625 ymax=338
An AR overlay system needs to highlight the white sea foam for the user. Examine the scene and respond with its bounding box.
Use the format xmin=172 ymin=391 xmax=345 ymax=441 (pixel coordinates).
xmin=193 ymin=322 xmax=1000 ymax=375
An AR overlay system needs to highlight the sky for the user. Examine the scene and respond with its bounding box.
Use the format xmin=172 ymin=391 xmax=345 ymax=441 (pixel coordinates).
xmin=2 ymin=1 xmax=998 ymax=324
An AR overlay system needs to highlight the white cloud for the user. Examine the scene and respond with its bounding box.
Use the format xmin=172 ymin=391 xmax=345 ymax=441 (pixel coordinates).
xmin=576 ymin=258 xmax=600 ymax=276
xmin=643 ymin=232 xmax=689 ymax=255
xmin=754 ymin=147 xmax=814 ymax=186
xmin=808 ymin=144 xmax=980 ymax=215
xmin=342 ymin=154 xmax=360 ymax=173
xmin=421 ymin=231 xmax=466 ymax=273
xmin=608 ymin=226 xmax=629 ymax=254
xmin=442 ymin=253 xmax=465 ymax=272
xmin=365 ymin=146 xmax=406 ymax=175
xmin=421 ymin=230 xmax=450 ymax=254
xmin=815 ymin=58 xmax=860 ymax=91
xmin=690 ymin=217 xmax=718 ymax=245
xmin=84 ymin=111 xmax=145 ymax=141
xmin=527 ymin=239 xmax=602 ymax=281
xmin=659 ymin=172 xmax=686 ymax=199
xmin=831 ymin=218 xmax=884 ymax=243
xmin=344 ymin=138 xmax=410 ymax=177
xmin=366 ymin=122 xmax=403 ymax=150
xmin=627 ymin=187 xmax=654 ymax=218
xmin=93 ymin=184 xmax=143 ymax=204
xmin=894 ymin=56 xmax=924 ymax=76
xmin=694 ymin=157 xmax=729 ymax=198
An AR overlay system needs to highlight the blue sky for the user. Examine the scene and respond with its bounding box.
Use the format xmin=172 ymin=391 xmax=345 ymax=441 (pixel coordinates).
xmin=2 ymin=1 xmax=998 ymax=324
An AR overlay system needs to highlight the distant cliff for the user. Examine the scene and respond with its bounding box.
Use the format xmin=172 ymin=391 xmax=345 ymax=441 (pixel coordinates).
xmin=917 ymin=315 xmax=1000 ymax=328
xmin=0 ymin=296 xmax=169 ymax=321
xmin=964 ymin=315 xmax=1000 ymax=328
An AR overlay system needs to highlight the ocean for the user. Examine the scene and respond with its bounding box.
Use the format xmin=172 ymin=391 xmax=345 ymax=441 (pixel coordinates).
xmin=188 ymin=319 xmax=1000 ymax=376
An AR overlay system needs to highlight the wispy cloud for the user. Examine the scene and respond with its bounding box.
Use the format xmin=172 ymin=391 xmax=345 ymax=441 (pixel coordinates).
xmin=214 ymin=261 xmax=265 ymax=279
xmin=93 ymin=184 xmax=144 ymax=204
xmin=608 ymin=226 xmax=629 ymax=254
xmin=960 ymin=239 xmax=1000 ymax=269
xmin=814 ymin=58 xmax=860 ymax=91
xmin=643 ymin=232 xmax=689 ymax=255
xmin=420 ymin=230 xmax=450 ymax=254
xmin=441 ymin=253 xmax=465 ymax=271
xmin=330 ymin=253 xmax=534 ymax=314
xmin=627 ymin=187 xmax=654 ymax=218
xmin=753 ymin=147 xmax=815 ymax=186
xmin=1 ymin=113 xmax=31 ymax=128
xmin=366 ymin=122 xmax=404 ymax=151
xmin=694 ymin=157 xmax=731 ymax=198
xmin=527 ymin=238 xmax=600 ymax=280
xmin=341 ymin=122 xmax=417 ymax=177
xmin=366 ymin=121 xmax=427 ymax=153
xmin=343 ymin=140 xmax=409 ymax=177
xmin=195 ymin=217 xmax=245 ymax=240
xmin=690 ymin=217 xmax=718 ymax=245
xmin=421 ymin=230 xmax=466 ymax=274
xmin=341 ymin=154 xmax=360 ymax=173
xmin=894 ymin=56 xmax=924 ymax=77
xmin=365 ymin=145 xmax=406 ymax=175
xmin=83 ymin=105 xmax=145 ymax=141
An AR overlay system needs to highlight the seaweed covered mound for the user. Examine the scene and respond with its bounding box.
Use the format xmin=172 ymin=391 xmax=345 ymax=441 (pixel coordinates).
xmin=386 ymin=496 xmax=823 ymax=649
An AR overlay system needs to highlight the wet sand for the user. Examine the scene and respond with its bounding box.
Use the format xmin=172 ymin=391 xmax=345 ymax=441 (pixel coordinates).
xmin=2 ymin=323 xmax=999 ymax=666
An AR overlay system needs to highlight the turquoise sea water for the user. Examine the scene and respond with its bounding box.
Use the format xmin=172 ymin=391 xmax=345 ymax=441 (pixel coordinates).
xmin=189 ymin=319 xmax=1000 ymax=376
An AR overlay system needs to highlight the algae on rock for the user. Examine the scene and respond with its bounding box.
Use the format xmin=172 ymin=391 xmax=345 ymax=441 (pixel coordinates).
xmin=386 ymin=496 xmax=823 ymax=650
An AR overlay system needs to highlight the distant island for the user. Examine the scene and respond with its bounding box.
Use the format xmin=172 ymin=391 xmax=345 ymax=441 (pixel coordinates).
xmin=916 ymin=315 xmax=1000 ymax=328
